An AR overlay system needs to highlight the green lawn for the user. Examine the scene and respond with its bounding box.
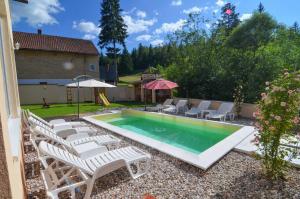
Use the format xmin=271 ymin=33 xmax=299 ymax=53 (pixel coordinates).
xmin=118 ymin=73 xmax=141 ymax=86
xmin=22 ymin=102 xmax=146 ymax=118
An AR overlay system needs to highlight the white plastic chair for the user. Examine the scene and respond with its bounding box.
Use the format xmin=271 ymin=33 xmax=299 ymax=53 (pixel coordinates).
xmin=38 ymin=141 xmax=151 ymax=199
xmin=205 ymin=102 xmax=235 ymax=121
xmin=31 ymin=125 xmax=121 ymax=159
xmin=185 ymin=100 xmax=211 ymax=118
xmin=28 ymin=116 xmax=98 ymax=138
xmin=163 ymin=100 xmax=188 ymax=114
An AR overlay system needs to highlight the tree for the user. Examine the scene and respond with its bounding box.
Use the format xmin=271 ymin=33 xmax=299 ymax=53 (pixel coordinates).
xmin=218 ymin=3 xmax=240 ymax=35
xmin=226 ymin=12 xmax=277 ymax=50
xmin=258 ymin=2 xmax=265 ymax=13
xmin=119 ymin=48 xmax=133 ymax=75
xmin=99 ymin=0 xmax=127 ymax=84
xmin=291 ymin=22 xmax=300 ymax=34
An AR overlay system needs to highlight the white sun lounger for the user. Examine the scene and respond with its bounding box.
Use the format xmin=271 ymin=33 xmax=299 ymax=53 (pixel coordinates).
xmin=163 ymin=99 xmax=188 ymax=114
xmin=38 ymin=141 xmax=151 ymax=199
xmin=146 ymin=98 xmax=173 ymax=112
xmin=28 ymin=116 xmax=98 ymax=138
xmin=205 ymin=102 xmax=235 ymax=121
xmin=185 ymin=100 xmax=211 ymax=118
xmin=31 ymin=125 xmax=121 ymax=159
xmin=29 ymin=111 xmax=87 ymax=128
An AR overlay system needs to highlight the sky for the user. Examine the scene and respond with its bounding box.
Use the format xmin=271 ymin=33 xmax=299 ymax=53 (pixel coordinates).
xmin=11 ymin=0 xmax=300 ymax=51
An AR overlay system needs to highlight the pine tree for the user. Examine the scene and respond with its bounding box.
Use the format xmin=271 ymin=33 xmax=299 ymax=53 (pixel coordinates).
xmin=258 ymin=2 xmax=265 ymax=13
xmin=291 ymin=22 xmax=300 ymax=34
xmin=119 ymin=48 xmax=133 ymax=75
xmin=99 ymin=0 xmax=127 ymax=84
xmin=218 ymin=3 xmax=240 ymax=35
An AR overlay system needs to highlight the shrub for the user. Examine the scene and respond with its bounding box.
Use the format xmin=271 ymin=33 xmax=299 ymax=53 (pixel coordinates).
xmin=233 ymin=83 xmax=244 ymax=118
xmin=253 ymin=70 xmax=300 ymax=179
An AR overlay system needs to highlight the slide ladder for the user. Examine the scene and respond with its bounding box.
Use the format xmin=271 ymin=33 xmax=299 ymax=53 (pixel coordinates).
xmin=66 ymin=87 xmax=73 ymax=104
xmin=99 ymin=92 xmax=110 ymax=106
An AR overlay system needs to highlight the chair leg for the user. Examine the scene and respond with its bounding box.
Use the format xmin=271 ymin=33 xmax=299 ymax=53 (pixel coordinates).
xmin=127 ymin=157 xmax=150 ymax=179
xmin=84 ymin=179 xmax=94 ymax=199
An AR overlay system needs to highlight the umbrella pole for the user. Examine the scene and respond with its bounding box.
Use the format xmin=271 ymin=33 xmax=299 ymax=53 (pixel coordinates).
xmin=77 ymin=80 xmax=80 ymax=119
xmin=144 ymin=87 xmax=146 ymax=111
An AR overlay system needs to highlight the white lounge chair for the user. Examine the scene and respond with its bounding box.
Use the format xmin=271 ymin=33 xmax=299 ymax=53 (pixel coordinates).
xmin=146 ymin=98 xmax=173 ymax=112
xmin=31 ymin=125 xmax=120 ymax=159
xmin=185 ymin=100 xmax=211 ymax=118
xmin=28 ymin=116 xmax=97 ymax=138
xmin=29 ymin=111 xmax=87 ymax=128
xmin=38 ymin=141 xmax=151 ymax=199
xmin=205 ymin=102 xmax=235 ymax=121
xmin=163 ymin=99 xmax=188 ymax=114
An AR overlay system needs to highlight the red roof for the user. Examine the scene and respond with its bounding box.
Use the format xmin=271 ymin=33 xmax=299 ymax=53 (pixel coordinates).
xmin=13 ymin=31 xmax=99 ymax=55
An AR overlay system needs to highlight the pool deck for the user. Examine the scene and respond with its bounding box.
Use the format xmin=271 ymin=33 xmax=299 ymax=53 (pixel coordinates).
xmin=83 ymin=111 xmax=255 ymax=170
xmin=234 ymin=132 xmax=300 ymax=168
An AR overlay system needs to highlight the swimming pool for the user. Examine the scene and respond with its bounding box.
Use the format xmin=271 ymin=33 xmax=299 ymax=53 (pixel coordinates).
xmin=84 ymin=110 xmax=254 ymax=170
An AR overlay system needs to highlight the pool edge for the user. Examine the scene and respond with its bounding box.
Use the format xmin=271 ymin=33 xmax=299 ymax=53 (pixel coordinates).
xmin=83 ymin=111 xmax=255 ymax=170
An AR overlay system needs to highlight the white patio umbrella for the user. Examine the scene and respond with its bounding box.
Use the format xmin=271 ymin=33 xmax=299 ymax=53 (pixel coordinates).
xmin=65 ymin=78 xmax=115 ymax=118
xmin=66 ymin=79 xmax=116 ymax=88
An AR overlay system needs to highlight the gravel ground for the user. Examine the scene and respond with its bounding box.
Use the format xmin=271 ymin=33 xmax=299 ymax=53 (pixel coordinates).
xmin=24 ymin=114 xmax=300 ymax=199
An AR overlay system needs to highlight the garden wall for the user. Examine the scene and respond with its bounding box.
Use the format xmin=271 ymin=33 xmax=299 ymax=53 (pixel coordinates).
xmin=174 ymin=97 xmax=257 ymax=119
xmin=18 ymin=85 xmax=135 ymax=105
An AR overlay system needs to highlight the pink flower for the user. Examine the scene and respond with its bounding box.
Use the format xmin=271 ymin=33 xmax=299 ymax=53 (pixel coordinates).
xmin=280 ymin=102 xmax=286 ymax=107
xmin=275 ymin=116 xmax=282 ymax=121
xmin=284 ymin=72 xmax=289 ymax=76
xmin=293 ymin=117 xmax=299 ymax=124
xmin=261 ymin=93 xmax=267 ymax=100
xmin=288 ymin=90 xmax=294 ymax=95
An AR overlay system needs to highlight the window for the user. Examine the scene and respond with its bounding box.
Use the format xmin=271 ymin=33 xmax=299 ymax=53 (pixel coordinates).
xmin=0 ymin=18 xmax=11 ymax=115
xmin=89 ymin=64 xmax=96 ymax=72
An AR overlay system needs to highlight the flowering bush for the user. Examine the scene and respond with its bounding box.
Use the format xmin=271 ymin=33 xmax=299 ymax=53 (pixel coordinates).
xmin=233 ymin=83 xmax=244 ymax=118
xmin=253 ymin=70 xmax=300 ymax=179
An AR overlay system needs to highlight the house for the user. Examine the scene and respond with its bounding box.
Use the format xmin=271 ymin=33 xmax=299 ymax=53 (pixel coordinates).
xmin=0 ymin=0 xmax=27 ymax=198
xmin=13 ymin=30 xmax=100 ymax=104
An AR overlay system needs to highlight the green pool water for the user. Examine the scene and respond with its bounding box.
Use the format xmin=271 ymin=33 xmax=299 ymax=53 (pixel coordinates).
xmin=93 ymin=110 xmax=241 ymax=154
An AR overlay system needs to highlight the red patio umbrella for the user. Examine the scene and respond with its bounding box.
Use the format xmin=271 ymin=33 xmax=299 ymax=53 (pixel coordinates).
xmin=143 ymin=78 xmax=178 ymax=90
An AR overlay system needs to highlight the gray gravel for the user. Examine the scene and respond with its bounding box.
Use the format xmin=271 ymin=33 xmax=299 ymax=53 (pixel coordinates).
xmin=24 ymin=118 xmax=300 ymax=199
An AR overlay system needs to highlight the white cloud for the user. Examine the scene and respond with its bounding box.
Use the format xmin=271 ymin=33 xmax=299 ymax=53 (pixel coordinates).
xmin=216 ymin=0 xmax=225 ymax=7
xmin=83 ymin=34 xmax=96 ymax=40
xmin=171 ymin=0 xmax=182 ymax=6
xmin=11 ymin=0 xmax=64 ymax=27
xmin=240 ymin=13 xmax=252 ymax=21
xmin=151 ymin=39 xmax=164 ymax=46
xmin=136 ymin=10 xmax=147 ymax=18
xmin=136 ymin=34 xmax=152 ymax=41
xmin=73 ymin=21 xmax=100 ymax=35
xmin=154 ymin=19 xmax=186 ymax=34
xmin=72 ymin=21 xmax=100 ymax=40
xmin=153 ymin=10 xmax=159 ymax=16
xmin=123 ymin=15 xmax=157 ymax=34
xmin=123 ymin=7 xmax=137 ymax=15
xmin=183 ymin=6 xmax=208 ymax=14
